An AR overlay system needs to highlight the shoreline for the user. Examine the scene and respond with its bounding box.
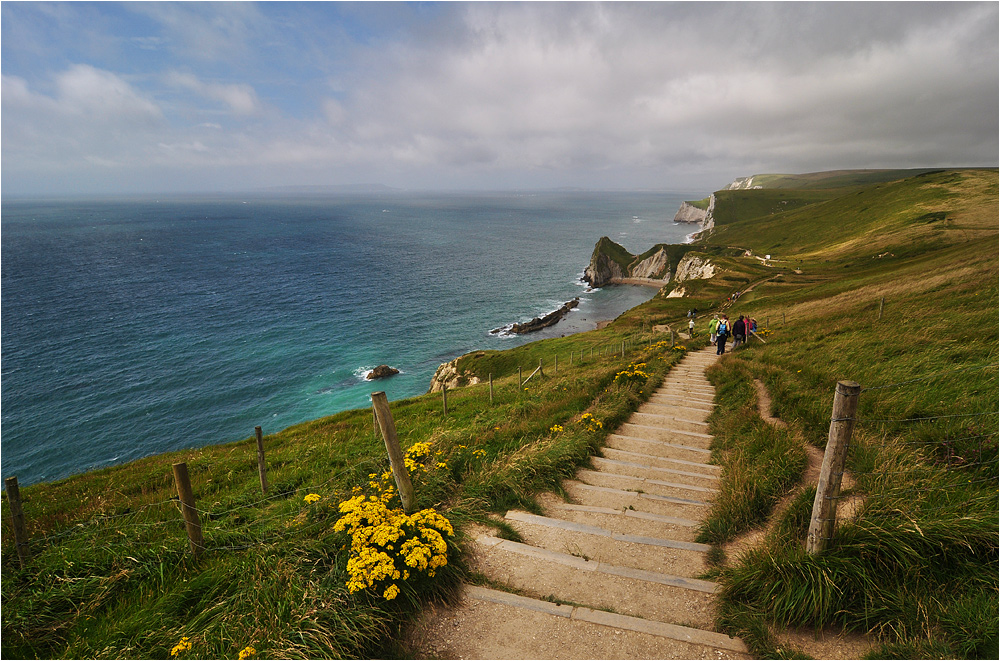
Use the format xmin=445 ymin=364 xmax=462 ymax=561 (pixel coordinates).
xmin=606 ymin=276 xmax=669 ymax=289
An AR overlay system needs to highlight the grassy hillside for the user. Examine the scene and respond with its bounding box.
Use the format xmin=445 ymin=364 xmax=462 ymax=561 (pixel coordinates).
xmin=746 ymin=168 xmax=946 ymax=190
xmin=3 ymin=168 xmax=997 ymax=659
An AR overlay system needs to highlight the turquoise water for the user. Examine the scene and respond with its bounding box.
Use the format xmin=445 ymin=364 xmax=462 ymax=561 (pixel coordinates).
xmin=1 ymin=191 xmax=696 ymax=485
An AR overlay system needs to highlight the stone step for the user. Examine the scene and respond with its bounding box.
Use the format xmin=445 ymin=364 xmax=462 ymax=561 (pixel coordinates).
xmin=456 ymin=585 xmax=748 ymax=658
xmin=606 ymin=433 xmax=713 ymax=464
xmin=617 ymin=422 xmax=714 ymax=447
xmin=654 ymin=387 xmax=714 ymax=398
xmin=660 ymin=375 xmax=711 ymax=385
xmin=600 ymin=446 xmax=720 ymax=477
xmin=504 ymin=510 xmax=709 ymax=576
xmin=637 ymin=402 xmax=711 ymax=421
xmin=649 ymin=394 xmax=715 ymax=407
xmin=472 ymin=535 xmax=718 ymax=629
xmin=577 ymin=469 xmax=719 ymax=501
xmin=536 ymin=494 xmax=702 ymax=543
xmin=628 ymin=411 xmax=709 ymax=433
xmin=592 ymin=455 xmax=719 ymax=487
xmin=564 ymin=480 xmax=710 ymax=520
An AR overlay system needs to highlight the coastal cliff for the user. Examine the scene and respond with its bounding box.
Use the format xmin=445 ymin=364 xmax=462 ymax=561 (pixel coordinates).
xmin=581 ymin=238 xmax=679 ymax=289
xmin=673 ymin=195 xmax=716 ymax=235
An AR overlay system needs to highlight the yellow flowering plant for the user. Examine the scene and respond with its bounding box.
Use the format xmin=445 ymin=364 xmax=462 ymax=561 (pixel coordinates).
xmin=333 ymin=491 xmax=453 ymax=601
xmin=332 ymin=440 xmax=454 ymax=601
xmin=614 ymin=362 xmax=649 ymax=388
xmin=169 ymin=637 xmax=192 ymax=658
xmin=237 ymin=645 xmax=256 ymax=660
xmin=580 ymin=413 xmax=603 ymax=433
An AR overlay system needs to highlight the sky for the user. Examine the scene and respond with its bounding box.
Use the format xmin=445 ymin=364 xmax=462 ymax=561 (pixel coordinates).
xmin=2 ymin=1 xmax=997 ymax=196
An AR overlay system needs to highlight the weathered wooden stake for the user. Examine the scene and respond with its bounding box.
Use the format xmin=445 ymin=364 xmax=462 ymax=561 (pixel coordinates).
xmin=254 ymin=426 xmax=268 ymax=495
xmin=554 ymin=354 xmax=558 ymax=374
xmin=172 ymin=462 xmax=204 ymax=556
xmin=489 ymin=373 xmax=494 ymax=405
xmin=4 ymin=476 xmax=31 ymax=567
xmin=371 ymin=391 xmax=415 ymax=513
xmin=442 ymin=384 xmax=449 ymax=416
xmin=877 ymin=296 xmax=885 ymax=321
xmin=518 ymin=366 xmax=522 ymax=388
xmin=539 ymin=358 xmax=544 ymax=378
xmin=806 ymin=381 xmax=862 ymax=554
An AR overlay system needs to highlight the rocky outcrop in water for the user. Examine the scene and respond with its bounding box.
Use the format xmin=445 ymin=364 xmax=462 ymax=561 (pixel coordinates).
xmin=366 ymin=365 xmax=400 ymax=380
xmin=491 ymin=298 xmax=580 ymax=335
xmin=582 ymin=237 xmax=630 ymax=288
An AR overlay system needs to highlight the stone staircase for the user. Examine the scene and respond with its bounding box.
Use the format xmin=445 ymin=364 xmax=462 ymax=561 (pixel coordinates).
xmin=417 ymin=347 xmax=747 ymax=659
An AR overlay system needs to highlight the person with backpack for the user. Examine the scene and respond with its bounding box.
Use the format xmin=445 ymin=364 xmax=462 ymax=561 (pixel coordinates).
xmin=732 ymin=315 xmax=746 ymax=349
xmin=716 ymin=315 xmax=729 ymax=355
xmin=708 ymin=315 xmax=720 ymax=343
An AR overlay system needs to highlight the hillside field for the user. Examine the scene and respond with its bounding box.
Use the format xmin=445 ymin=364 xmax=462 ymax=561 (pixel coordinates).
xmin=3 ymin=168 xmax=997 ymax=659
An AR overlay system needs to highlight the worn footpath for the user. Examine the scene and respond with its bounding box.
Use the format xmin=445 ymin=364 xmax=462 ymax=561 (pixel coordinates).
xmin=413 ymin=346 xmax=748 ymax=659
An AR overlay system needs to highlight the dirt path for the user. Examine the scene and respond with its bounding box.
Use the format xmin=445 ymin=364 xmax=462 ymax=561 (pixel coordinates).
xmin=721 ymin=379 xmax=872 ymax=660
xmin=408 ymin=347 xmax=748 ymax=659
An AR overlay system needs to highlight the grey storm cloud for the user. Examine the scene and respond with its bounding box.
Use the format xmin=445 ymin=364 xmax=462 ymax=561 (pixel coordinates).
xmin=2 ymin=1 xmax=996 ymax=195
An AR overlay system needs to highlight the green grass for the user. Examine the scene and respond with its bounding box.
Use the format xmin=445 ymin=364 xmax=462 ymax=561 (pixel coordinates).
xmin=2 ymin=317 xmax=689 ymax=659
xmin=695 ymin=169 xmax=998 ymax=658
xmin=3 ymin=168 xmax=997 ymax=659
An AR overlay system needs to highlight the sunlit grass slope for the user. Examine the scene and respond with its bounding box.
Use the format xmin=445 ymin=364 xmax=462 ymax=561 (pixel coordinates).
xmin=695 ymin=168 xmax=998 ymax=659
xmin=2 ymin=168 xmax=996 ymax=659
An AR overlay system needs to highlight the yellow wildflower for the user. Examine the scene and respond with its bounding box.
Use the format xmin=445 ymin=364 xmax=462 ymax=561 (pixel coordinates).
xmin=238 ymin=646 xmax=256 ymax=660
xmin=170 ymin=637 xmax=192 ymax=658
xmin=303 ymin=493 xmax=321 ymax=504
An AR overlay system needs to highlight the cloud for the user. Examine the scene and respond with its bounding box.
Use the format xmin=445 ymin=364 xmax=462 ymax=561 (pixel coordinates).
xmin=2 ymin=2 xmax=996 ymax=194
xmin=166 ymin=71 xmax=260 ymax=115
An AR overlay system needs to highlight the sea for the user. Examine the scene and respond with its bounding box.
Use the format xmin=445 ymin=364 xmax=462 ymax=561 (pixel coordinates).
xmin=1 ymin=191 xmax=699 ymax=486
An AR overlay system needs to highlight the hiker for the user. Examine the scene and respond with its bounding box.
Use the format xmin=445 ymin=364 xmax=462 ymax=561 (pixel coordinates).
xmin=716 ymin=315 xmax=729 ymax=355
xmin=688 ymin=317 xmax=696 ymax=339
xmin=732 ymin=315 xmax=746 ymax=349
xmin=708 ymin=315 xmax=720 ymax=343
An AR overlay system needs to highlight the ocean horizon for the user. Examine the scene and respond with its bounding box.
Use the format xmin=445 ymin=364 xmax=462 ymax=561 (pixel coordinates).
xmin=2 ymin=190 xmax=699 ymax=486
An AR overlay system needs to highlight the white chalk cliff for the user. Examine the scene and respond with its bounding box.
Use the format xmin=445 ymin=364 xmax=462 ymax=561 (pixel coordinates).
xmin=629 ymin=246 xmax=671 ymax=280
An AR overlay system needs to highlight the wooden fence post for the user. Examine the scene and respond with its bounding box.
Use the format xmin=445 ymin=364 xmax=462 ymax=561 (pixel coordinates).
xmin=518 ymin=366 xmax=522 ymax=388
xmin=371 ymin=391 xmax=415 ymax=513
xmin=806 ymin=381 xmax=862 ymax=554
xmin=442 ymin=384 xmax=449 ymax=416
xmin=489 ymin=373 xmax=494 ymax=404
xmin=4 ymin=476 xmax=31 ymax=567
xmin=254 ymin=426 xmax=268 ymax=495
xmin=172 ymin=462 xmax=204 ymax=556
xmin=877 ymin=297 xmax=885 ymax=321
xmin=554 ymin=355 xmax=558 ymax=374
xmin=539 ymin=358 xmax=544 ymax=378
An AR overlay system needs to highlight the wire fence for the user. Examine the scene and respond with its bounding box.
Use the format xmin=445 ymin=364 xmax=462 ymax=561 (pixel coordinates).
xmin=5 ymin=325 xmax=696 ymax=566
